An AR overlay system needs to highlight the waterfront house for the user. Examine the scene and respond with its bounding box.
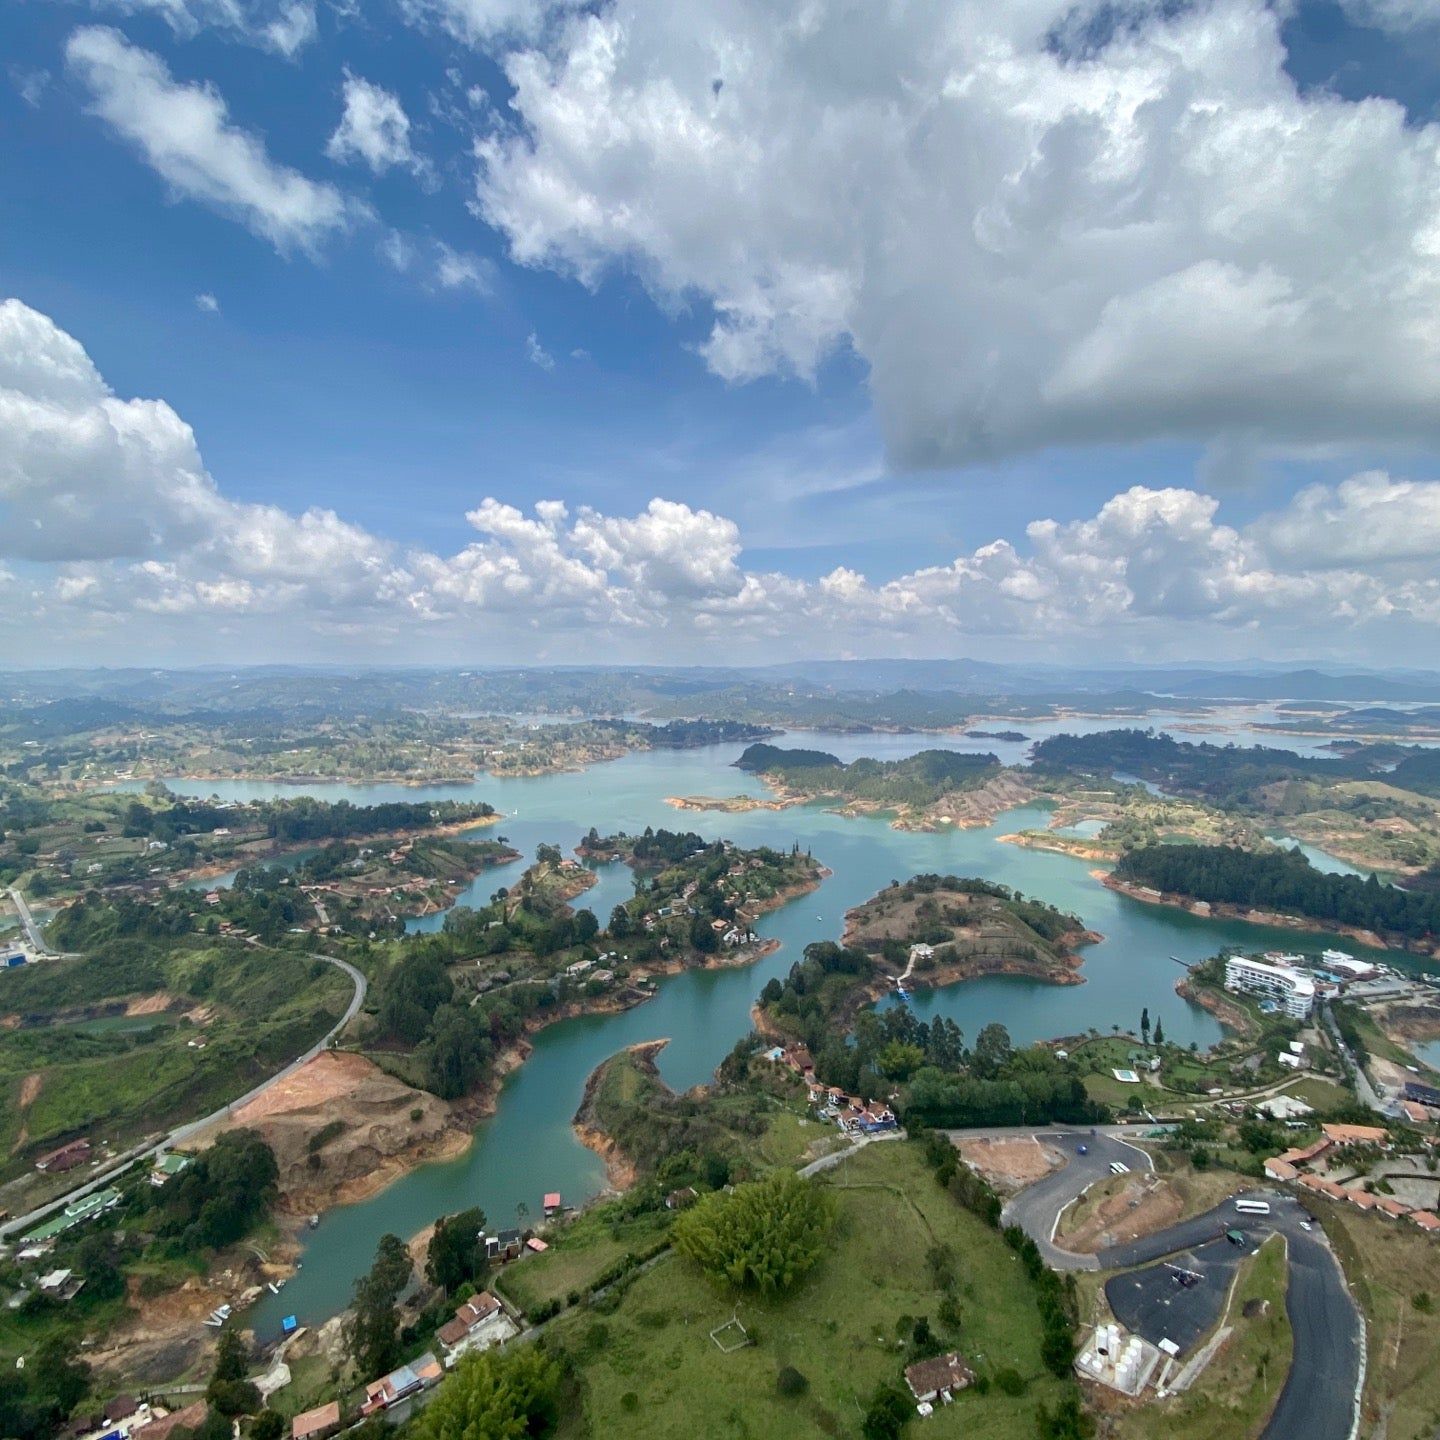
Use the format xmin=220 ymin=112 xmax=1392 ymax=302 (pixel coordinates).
xmin=543 ymin=1192 xmax=562 ymax=1217
xmin=436 ymin=1292 xmax=509 ymax=1358
xmin=484 ymin=1229 xmax=523 ymax=1262
xmin=904 ymin=1352 xmax=973 ymax=1404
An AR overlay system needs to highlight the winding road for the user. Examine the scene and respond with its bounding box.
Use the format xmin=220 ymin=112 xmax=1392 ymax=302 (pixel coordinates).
xmin=0 ymin=951 xmax=366 ymax=1241
xmin=966 ymin=1127 xmax=1363 ymax=1440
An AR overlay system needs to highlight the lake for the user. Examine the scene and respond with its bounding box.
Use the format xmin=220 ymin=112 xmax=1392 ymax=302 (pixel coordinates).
xmin=142 ymin=725 xmax=1420 ymax=1336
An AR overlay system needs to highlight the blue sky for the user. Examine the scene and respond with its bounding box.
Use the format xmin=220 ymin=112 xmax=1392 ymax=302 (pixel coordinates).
xmin=3 ymin=0 xmax=1440 ymax=666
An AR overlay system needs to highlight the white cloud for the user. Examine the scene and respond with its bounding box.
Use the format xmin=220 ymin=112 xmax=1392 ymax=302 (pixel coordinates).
xmin=473 ymin=0 xmax=1440 ymax=468
xmin=10 ymin=67 xmax=50 ymax=107
xmin=92 ymin=0 xmax=319 ymax=56
xmin=7 ymin=298 xmax=1440 ymax=663
xmin=66 ymin=27 xmax=352 ymax=253
xmin=1337 ymin=0 xmax=1440 ymax=31
xmin=327 ymin=70 xmax=428 ymax=178
xmin=398 ymin=0 xmax=581 ymax=48
xmin=435 ymin=243 xmax=494 ymax=293
xmin=195 ymin=291 xmax=220 ymax=312
xmin=525 ymin=332 xmax=555 ymax=370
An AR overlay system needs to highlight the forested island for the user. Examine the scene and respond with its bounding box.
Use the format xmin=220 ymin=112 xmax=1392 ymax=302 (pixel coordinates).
xmin=1112 ymin=842 xmax=1440 ymax=951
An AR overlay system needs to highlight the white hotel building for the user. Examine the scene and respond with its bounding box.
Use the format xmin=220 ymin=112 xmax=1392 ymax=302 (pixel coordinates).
xmin=1223 ymin=954 xmax=1316 ymax=1020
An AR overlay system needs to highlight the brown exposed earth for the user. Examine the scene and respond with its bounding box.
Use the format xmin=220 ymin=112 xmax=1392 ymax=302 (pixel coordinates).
xmin=198 ymin=1050 xmax=471 ymax=1211
xmin=955 ymin=1135 xmax=1064 ymax=1194
xmin=1055 ymin=1173 xmax=1186 ymax=1253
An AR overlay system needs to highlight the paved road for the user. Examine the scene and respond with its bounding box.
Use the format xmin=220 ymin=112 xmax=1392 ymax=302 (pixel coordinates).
xmin=0 ymin=952 xmax=366 ymax=1240
xmin=1320 ymin=1001 xmax=1385 ymax=1112
xmin=982 ymin=1126 xmax=1159 ymax=1271
xmin=975 ymin=1128 xmax=1363 ymax=1440
xmin=6 ymin=886 xmax=52 ymax=957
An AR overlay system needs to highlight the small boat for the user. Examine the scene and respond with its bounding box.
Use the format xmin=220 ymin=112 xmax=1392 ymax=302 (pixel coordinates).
xmin=267 ymin=1282 xmax=280 ymax=1295
xmin=307 ymin=1214 xmax=319 ymax=1229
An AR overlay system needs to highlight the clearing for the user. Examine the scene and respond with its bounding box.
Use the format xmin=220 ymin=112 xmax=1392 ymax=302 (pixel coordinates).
xmin=955 ymin=1134 xmax=1064 ymax=1192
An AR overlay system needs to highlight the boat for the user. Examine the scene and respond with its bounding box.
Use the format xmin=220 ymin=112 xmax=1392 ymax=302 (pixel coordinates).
xmin=307 ymin=1214 xmax=320 ymax=1229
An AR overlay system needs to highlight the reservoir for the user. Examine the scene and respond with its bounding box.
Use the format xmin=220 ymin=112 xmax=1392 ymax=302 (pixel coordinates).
xmin=146 ymin=728 xmax=1413 ymax=1335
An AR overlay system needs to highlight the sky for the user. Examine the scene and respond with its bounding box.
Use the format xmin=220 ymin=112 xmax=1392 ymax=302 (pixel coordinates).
xmin=3 ymin=0 xmax=1440 ymax=669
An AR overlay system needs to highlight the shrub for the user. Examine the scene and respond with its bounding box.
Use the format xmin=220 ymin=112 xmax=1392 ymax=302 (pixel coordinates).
xmin=776 ymin=1365 xmax=809 ymax=1397
xmin=993 ymin=1367 xmax=1027 ymax=1396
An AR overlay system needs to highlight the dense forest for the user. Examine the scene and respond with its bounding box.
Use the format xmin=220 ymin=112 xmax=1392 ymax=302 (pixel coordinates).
xmin=108 ymin=795 xmax=495 ymax=844
xmin=738 ymin=746 xmax=1001 ymax=810
xmin=1115 ymin=843 xmax=1440 ymax=942
xmin=734 ymin=742 xmax=842 ymax=771
xmin=1031 ymin=728 xmax=1370 ymax=803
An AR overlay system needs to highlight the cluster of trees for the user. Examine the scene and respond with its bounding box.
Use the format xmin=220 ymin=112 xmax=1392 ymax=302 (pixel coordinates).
xmin=903 ymin=1059 xmax=1106 ymax=1130
xmin=139 ymin=1128 xmax=279 ymax=1252
xmin=1031 ymin=728 xmax=1366 ymax=804
xmin=408 ymin=1347 xmax=562 ymax=1440
xmin=739 ymin=746 xmax=1001 ymax=809
xmin=374 ymin=953 xmax=497 ymax=1099
xmin=1116 ymin=842 xmax=1440 ymax=942
xmin=672 ymin=1171 xmax=833 ymax=1294
xmin=626 ymin=826 xmax=709 ymax=865
xmin=347 ymin=1233 xmax=415 ymax=1379
xmin=0 ymin=1337 xmax=90 ymax=1440
xmin=257 ymin=797 xmax=495 ymax=843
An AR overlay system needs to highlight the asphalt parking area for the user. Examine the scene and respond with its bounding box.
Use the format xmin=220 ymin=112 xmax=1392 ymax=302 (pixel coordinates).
xmin=1103 ymin=1234 xmax=1258 ymax=1356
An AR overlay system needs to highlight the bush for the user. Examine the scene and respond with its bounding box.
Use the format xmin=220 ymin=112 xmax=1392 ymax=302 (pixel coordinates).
xmin=620 ymin=1392 xmax=639 ymax=1412
xmin=777 ymin=1365 xmax=809 ymax=1397
xmin=993 ymin=1367 xmax=1027 ymax=1396
xmin=672 ymin=1171 xmax=833 ymax=1295
xmin=862 ymin=1382 xmax=913 ymax=1440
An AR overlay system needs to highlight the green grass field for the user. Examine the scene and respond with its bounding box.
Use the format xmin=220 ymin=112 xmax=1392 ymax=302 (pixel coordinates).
xmin=495 ymin=1205 xmax=674 ymax=1315
xmin=548 ymin=1141 xmax=1066 ymax=1440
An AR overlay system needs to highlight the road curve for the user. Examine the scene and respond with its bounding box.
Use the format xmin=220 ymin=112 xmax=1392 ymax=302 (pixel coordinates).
xmin=0 ymin=952 xmax=366 ymax=1240
xmin=970 ymin=1127 xmax=1363 ymax=1440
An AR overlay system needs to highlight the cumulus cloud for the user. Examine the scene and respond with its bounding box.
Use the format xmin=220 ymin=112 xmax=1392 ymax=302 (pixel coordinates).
xmin=66 ymin=27 xmax=352 ymax=252
xmin=1337 ymin=0 xmax=1440 ymax=31
xmin=195 ymin=291 xmax=220 ymax=312
xmin=472 ymin=0 xmax=1440 ymax=468
xmin=92 ymin=0 xmax=319 ymax=56
xmin=525 ymin=332 xmax=555 ymax=370
xmin=399 ymin=0 xmax=581 ymax=47
xmin=6 ymin=298 xmax=1440 ymax=663
xmin=435 ymin=243 xmax=494 ymax=293
xmin=327 ymin=70 xmax=428 ymax=178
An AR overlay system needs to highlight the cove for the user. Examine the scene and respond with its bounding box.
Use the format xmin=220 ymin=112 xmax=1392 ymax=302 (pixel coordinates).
xmin=144 ymin=733 xmax=1409 ymax=1338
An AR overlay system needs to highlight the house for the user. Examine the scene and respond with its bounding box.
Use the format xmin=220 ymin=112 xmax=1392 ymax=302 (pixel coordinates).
xmin=1276 ymin=1051 xmax=1304 ymax=1070
xmin=590 ymin=969 xmax=616 ymax=985
xmin=525 ymin=1237 xmax=549 ymax=1254
xmin=1322 ymin=1123 xmax=1390 ymax=1148
xmin=103 ymin=1397 xmax=142 ymax=1428
xmin=1402 ymin=1101 xmax=1433 ymax=1125
xmin=543 ymin=1192 xmax=562 ymax=1217
xmin=360 ymin=1352 xmax=443 ymax=1415
xmin=908 ymin=943 xmax=935 ymax=963
xmin=565 ymin=959 xmax=594 ymax=978
xmin=132 ymin=1401 xmax=207 ymax=1440
xmin=1409 ymin=1210 xmax=1440 ymax=1233
xmin=150 ymin=1152 xmax=191 ymax=1187
xmin=1264 ymin=1158 xmax=1299 ymax=1183
xmin=38 ymin=1268 xmax=85 ymax=1301
xmin=1376 ymin=1197 xmax=1412 ymax=1220
xmin=436 ymin=1293 xmax=507 ymax=1356
xmin=904 ymin=1352 xmax=974 ymax=1404
xmin=291 ymin=1401 xmax=341 ymax=1440
xmin=783 ymin=1045 xmax=815 ymax=1076
xmin=1257 ymin=1095 xmax=1311 ymax=1121
xmin=666 ymin=1187 xmax=698 ymax=1210
xmin=484 ymin=1229 xmax=523 ymax=1262
xmin=35 ymin=1139 xmax=91 ymax=1173
xmin=1278 ymin=1137 xmax=1333 ymax=1166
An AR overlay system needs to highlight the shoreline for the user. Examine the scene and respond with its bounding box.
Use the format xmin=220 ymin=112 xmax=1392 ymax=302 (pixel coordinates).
xmin=571 ymin=1039 xmax=671 ymax=1192
xmin=1102 ymin=874 xmax=1429 ymax=956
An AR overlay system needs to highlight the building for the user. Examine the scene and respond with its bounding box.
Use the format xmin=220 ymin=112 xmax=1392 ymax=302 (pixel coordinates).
xmin=542 ymin=1191 xmax=562 ymax=1217
xmin=360 ymin=1353 xmax=443 ymax=1415
xmin=37 ymin=1268 xmax=85 ymax=1301
xmin=35 ymin=1139 xmax=92 ymax=1173
xmin=1264 ymin=1157 xmax=1299 ymax=1183
xmin=436 ymin=1293 xmax=513 ymax=1360
xmin=290 ymin=1401 xmax=341 ymax=1440
xmin=1322 ymin=950 xmax=1377 ymax=981
xmin=666 ymin=1186 xmax=698 ymax=1210
xmin=484 ymin=1229 xmax=523 ymax=1262
xmin=1224 ymin=955 xmax=1316 ymax=1019
xmin=132 ymin=1402 xmax=207 ymax=1440
xmin=22 ymin=1187 xmax=122 ymax=1244
xmin=1321 ymin=1123 xmax=1390 ymax=1148
xmin=1257 ymin=1094 xmax=1312 ymax=1121
xmin=150 ymin=1152 xmax=191 ymax=1187
xmin=904 ymin=1352 xmax=974 ymax=1404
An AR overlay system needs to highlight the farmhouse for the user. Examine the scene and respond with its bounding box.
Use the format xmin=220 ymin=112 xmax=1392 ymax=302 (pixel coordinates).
xmin=290 ymin=1401 xmax=341 ymax=1440
xmin=904 ymin=1352 xmax=974 ymax=1404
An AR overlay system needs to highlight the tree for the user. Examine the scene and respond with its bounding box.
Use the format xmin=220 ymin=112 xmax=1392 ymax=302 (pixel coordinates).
xmin=972 ymin=1022 xmax=1013 ymax=1078
xmin=248 ymin=1410 xmax=286 ymax=1440
xmin=150 ymin=1128 xmax=278 ymax=1252
xmin=347 ymin=1234 xmax=412 ymax=1378
xmin=1140 ymin=1007 xmax=1150 ymax=1046
xmin=862 ymin=1382 xmax=912 ymax=1440
xmin=574 ymin=908 xmax=599 ymax=943
xmin=672 ymin=1171 xmax=833 ymax=1295
xmin=1153 ymin=1017 xmax=1164 ymax=1046
xmin=407 ymin=1347 xmax=562 ymax=1440
xmin=609 ymin=904 xmax=632 ymax=938
xmin=427 ymin=1207 xmax=488 ymax=1293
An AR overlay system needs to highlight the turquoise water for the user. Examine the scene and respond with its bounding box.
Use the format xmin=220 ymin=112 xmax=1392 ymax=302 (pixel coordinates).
xmin=141 ymin=730 xmax=1424 ymax=1336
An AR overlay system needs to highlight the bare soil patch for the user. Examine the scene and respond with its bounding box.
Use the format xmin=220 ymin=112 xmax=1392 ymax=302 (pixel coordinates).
xmin=956 ymin=1135 xmax=1064 ymax=1193
xmin=1058 ymin=1173 xmax=1185 ymax=1254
